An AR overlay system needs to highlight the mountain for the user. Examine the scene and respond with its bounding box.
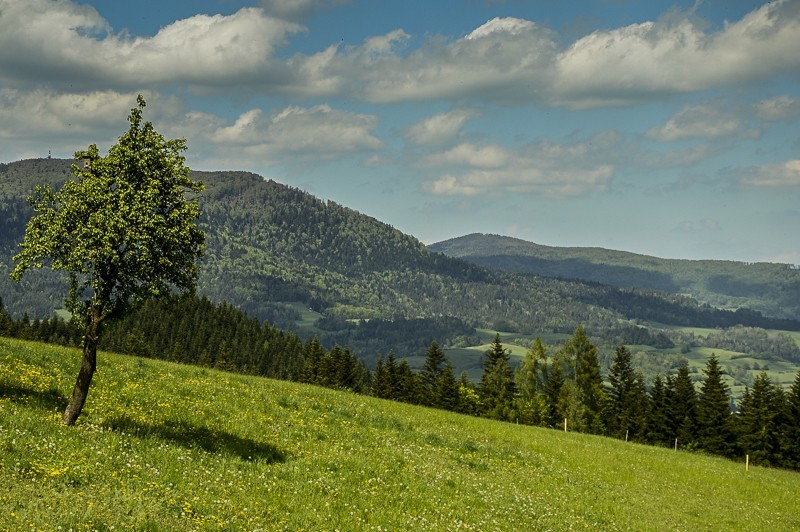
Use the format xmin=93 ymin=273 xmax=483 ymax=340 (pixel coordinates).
xmin=2 ymin=159 xmax=798 ymax=360
xmin=430 ymin=233 xmax=800 ymax=322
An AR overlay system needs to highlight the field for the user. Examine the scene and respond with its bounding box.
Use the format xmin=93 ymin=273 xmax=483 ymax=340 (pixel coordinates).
xmin=2 ymin=337 xmax=799 ymax=530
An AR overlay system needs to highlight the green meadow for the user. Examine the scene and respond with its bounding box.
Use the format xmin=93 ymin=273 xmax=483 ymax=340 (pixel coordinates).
xmin=2 ymin=337 xmax=799 ymax=530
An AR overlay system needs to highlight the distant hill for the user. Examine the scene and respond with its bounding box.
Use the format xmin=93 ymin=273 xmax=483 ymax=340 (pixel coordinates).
xmin=430 ymin=233 xmax=800 ymax=322
xmin=2 ymin=159 xmax=798 ymax=360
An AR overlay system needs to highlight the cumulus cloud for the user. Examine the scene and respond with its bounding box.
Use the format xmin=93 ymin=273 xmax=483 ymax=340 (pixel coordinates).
xmin=404 ymin=109 xmax=479 ymax=146
xmin=353 ymin=18 xmax=558 ymax=104
xmin=2 ymin=1 xmax=799 ymax=107
xmin=421 ymin=134 xmax=617 ymax=197
xmin=0 ymin=89 xmax=139 ymax=138
xmin=739 ymin=160 xmax=800 ymax=187
xmin=177 ymin=104 xmax=382 ymax=168
xmin=322 ymin=1 xmax=800 ymax=107
xmin=0 ymin=1 xmax=302 ymax=89
xmin=554 ymin=1 xmax=800 ymax=108
xmin=647 ymin=103 xmax=759 ymax=142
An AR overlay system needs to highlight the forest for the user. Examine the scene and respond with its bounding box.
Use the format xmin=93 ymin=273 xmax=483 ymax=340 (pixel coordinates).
xmin=2 ymin=294 xmax=798 ymax=471
xmin=3 ymin=158 xmax=800 ymax=356
xmin=3 ymin=156 xmax=800 ymax=470
xmin=431 ymin=233 xmax=800 ymax=322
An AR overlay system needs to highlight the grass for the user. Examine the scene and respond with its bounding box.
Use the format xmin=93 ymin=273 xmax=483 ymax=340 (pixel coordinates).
xmin=2 ymin=337 xmax=800 ymax=530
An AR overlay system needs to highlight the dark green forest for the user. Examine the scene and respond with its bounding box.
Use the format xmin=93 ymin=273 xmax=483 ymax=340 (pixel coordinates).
xmin=3 ymin=158 xmax=799 ymax=360
xmin=431 ymin=233 xmax=800 ymax=322
xmin=2 ymin=296 xmax=798 ymax=471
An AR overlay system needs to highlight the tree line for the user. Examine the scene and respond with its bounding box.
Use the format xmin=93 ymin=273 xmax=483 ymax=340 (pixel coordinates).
xmin=2 ymin=295 xmax=799 ymax=470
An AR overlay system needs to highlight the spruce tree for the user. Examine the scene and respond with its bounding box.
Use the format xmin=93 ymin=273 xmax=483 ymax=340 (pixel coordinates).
xmin=738 ymin=372 xmax=786 ymax=466
xmin=646 ymin=374 xmax=672 ymax=446
xmin=371 ymin=356 xmax=392 ymax=399
xmin=606 ymin=344 xmax=638 ymax=439
xmin=787 ymin=372 xmax=800 ymax=469
xmin=421 ymin=340 xmax=447 ymax=405
xmin=300 ymin=337 xmax=324 ymax=384
xmin=669 ymin=362 xmax=698 ymax=448
xmin=434 ymin=361 xmax=460 ymax=412
xmin=542 ymin=359 xmax=565 ymax=428
xmin=696 ymin=354 xmax=735 ymax=457
xmin=479 ymin=333 xmax=516 ymax=421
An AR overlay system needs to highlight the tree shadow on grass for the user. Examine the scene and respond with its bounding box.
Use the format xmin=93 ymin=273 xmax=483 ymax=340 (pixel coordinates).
xmin=0 ymin=384 xmax=288 ymax=464
xmin=104 ymin=415 xmax=288 ymax=464
xmin=0 ymin=383 xmax=67 ymax=411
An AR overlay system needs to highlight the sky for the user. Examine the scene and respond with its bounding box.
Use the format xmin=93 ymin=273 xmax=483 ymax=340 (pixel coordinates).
xmin=1 ymin=0 xmax=799 ymax=264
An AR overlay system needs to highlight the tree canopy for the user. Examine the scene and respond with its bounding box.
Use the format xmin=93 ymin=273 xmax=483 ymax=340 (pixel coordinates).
xmin=10 ymin=96 xmax=205 ymax=425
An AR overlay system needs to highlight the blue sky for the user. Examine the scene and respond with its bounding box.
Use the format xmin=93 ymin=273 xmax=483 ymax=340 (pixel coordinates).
xmin=1 ymin=0 xmax=799 ymax=263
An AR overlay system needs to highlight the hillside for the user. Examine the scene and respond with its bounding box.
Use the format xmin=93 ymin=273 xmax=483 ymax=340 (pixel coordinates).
xmin=2 ymin=159 xmax=799 ymax=361
xmin=430 ymin=233 xmax=800 ymax=321
xmin=2 ymin=337 xmax=799 ymax=529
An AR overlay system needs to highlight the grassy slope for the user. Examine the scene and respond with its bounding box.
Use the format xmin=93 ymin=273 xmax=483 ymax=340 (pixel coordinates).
xmin=2 ymin=338 xmax=799 ymax=530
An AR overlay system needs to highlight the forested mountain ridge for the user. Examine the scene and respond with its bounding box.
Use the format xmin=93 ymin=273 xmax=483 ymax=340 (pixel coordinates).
xmin=430 ymin=233 xmax=800 ymax=321
xmin=2 ymin=159 xmax=798 ymax=359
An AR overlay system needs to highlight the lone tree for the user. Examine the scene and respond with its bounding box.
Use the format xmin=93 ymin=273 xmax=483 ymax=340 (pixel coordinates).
xmin=10 ymin=96 xmax=205 ymax=425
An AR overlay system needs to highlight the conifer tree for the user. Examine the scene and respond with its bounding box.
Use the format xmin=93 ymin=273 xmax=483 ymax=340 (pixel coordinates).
xmin=696 ymin=354 xmax=735 ymax=456
xmin=371 ymin=356 xmax=391 ymax=398
xmin=479 ymin=333 xmax=516 ymax=420
xmin=542 ymin=359 xmax=565 ymax=428
xmin=606 ymin=344 xmax=638 ymax=438
xmin=646 ymin=374 xmax=672 ymax=446
xmin=421 ymin=340 xmax=447 ymax=405
xmin=787 ymin=372 xmax=800 ymax=469
xmin=669 ymin=362 xmax=698 ymax=447
xmin=433 ymin=361 xmax=460 ymax=412
xmin=738 ymin=372 xmax=786 ymax=466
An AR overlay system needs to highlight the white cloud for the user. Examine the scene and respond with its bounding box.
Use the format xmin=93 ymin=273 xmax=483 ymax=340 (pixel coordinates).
xmin=0 ymin=88 xmax=162 ymax=146
xmin=420 ymin=143 xmax=511 ymax=169
xmin=404 ymin=109 xmax=478 ymax=146
xmin=464 ymin=17 xmax=537 ymax=40
xmin=353 ymin=19 xmax=558 ymax=104
xmin=739 ymin=160 xmax=800 ymax=187
xmin=0 ymin=1 xmax=302 ymax=89
xmin=421 ymin=135 xmax=617 ymax=197
xmin=3 ymin=1 xmax=798 ymax=107
xmin=321 ymin=1 xmax=800 ymax=107
xmin=181 ymin=104 xmax=382 ymax=169
xmin=554 ymin=1 xmax=800 ymax=108
xmin=755 ymin=96 xmax=800 ymax=121
xmin=647 ymin=103 xmax=758 ymax=142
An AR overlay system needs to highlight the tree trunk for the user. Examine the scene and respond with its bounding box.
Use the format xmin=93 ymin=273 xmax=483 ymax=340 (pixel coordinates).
xmin=62 ymin=313 xmax=101 ymax=426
